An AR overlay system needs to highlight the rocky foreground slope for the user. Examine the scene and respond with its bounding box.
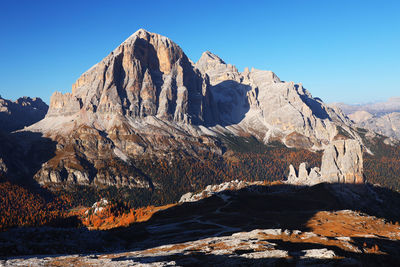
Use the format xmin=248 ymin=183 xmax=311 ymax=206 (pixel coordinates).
xmin=2 ymin=182 xmax=400 ymax=266
xmin=16 ymin=29 xmax=365 ymax=188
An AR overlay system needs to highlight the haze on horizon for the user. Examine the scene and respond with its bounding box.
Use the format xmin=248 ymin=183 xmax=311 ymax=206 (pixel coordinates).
xmin=0 ymin=0 xmax=399 ymax=105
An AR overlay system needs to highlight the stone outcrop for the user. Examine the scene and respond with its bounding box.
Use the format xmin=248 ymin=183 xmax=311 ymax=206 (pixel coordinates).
xmin=0 ymin=158 xmax=7 ymax=176
xmin=320 ymin=139 xmax=363 ymax=183
xmin=46 ymin=92 xmax=81 ymax=117
xmin=179 ymin=179 xmax=264 ymax=203
xmin=0 ymin=96 xmax=48 ymax=132
xmin=287 ymin=139 xmax=364 ymax=185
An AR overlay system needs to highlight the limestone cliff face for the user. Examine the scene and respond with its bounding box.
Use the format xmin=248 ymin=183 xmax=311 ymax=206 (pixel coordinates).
xmin=50 ymin=29 xmax=213 ymax=125
xmin=33 ymin=30 xmax=359 ymax=149
xmin=320 ymin=139 xmax=363 ymax=183
xmin=287 ymin=139 xmax=364 ymax=185
xmin=351 ymin=111 xmax=400 ymax=141
xmin=46 ymin=92 xmax=81 ymax=117
xmin=195 ymin=51 xmax=356 ymax=149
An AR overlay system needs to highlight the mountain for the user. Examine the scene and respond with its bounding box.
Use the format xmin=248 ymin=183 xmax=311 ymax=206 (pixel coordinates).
xmin=21 ymin=29 xmax=365 ymax=189
xmin=350 ymin=111 xmax=400 ymax=140
xmin=333 ymin=98 xmax=400 ymax=141
xmin=0 ymin=96 xmax=48 ymax=133
xmin=195 ymin=51 xmax=355 ymax=149
xmin=334 ymin=97 xmax=400 ymax=115
xmin=0 ymin=96 xmax=48 ymax=181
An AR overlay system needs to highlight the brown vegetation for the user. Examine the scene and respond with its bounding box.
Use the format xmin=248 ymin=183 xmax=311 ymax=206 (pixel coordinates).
xmin=71 ymin=203 xmax=175 ymax=230
xmin=0 ymin=181 xmax=71 ymax=230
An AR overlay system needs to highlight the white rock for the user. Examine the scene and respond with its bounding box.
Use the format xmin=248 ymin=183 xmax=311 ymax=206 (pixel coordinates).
xmin=301 ymin=248 xmax=336 ymax=259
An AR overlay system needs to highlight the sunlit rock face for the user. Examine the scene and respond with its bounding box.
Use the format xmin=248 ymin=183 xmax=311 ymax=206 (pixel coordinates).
xmin=352 ymin=111 xmax=400 ymax=141
xmin=64 ymin=29 xmax=213 ymax=125
xmin=320 ymin=139 xmax=364 ymax=184
xmin=287 ymin=139 xmax=364 ymax=185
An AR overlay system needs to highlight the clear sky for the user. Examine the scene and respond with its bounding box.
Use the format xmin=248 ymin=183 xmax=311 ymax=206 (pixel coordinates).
xmin=0 ymin=0 xmax=399 ymax=104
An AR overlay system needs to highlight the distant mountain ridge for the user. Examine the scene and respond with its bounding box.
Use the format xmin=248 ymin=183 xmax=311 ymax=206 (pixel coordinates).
xmin=333 ymin=98 xmax=400 ymax=140
xmin=333 ymin=97 xmax=400 ymax=116
xmin=0 ymin=96 xmax=48 ymax=133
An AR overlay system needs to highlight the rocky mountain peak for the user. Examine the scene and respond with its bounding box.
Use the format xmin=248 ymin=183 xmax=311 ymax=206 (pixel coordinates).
xmin=196 ymin=51 xmax=226 ymax=72
xmin=30 ymin=29 xmax=359 ymax=147
xmin=42 ymin=29 xmax=212 ymax=130
xmin=195 ymin=51 xmax=240 ymax=85
xmin=116 ymin=28 xmax=186 ymax=75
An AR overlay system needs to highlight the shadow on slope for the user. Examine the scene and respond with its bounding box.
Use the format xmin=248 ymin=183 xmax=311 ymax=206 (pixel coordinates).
xmin=0 ymin=130 xmax=57 ymax=186
xmin=139 ymin=183 xmax=400 ymax=237
xmin=297 ymin=86 xmax=330 ymax=120
xmin=0 ymin=97 xmax=48 ymax=133
xmin=207 ymin=80 xmax=252 ymax=126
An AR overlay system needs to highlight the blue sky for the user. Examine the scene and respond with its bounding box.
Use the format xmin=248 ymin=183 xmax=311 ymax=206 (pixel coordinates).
xmin=0 ymin=0 xmax=399 ymax=104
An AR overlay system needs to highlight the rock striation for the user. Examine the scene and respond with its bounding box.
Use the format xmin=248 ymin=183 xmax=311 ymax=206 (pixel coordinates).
xmin=287 ymin=139 xmax=364 ymax=185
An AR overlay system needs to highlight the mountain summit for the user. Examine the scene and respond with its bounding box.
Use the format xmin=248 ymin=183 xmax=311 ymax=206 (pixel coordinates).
xmin=44 ymin=28 xmax=213 ymax=127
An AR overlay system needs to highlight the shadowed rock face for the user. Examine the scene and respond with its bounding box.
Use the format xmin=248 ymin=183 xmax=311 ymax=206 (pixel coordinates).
xmin=0 ymin=97 xmax=49 ymax=180
xmin=287 ymin=139 xmax=364 ymax=185
xmin=0 ymin=96 xmax=48 ymax=133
